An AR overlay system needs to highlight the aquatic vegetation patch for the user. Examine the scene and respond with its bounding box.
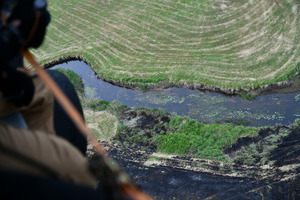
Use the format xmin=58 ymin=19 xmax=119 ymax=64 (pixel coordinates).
xmin=201 ymin=106 xmax=228 ymax=119
xmin=295 ymin=94 xmax=300 ymax=102
xmin=255 ymin=111 xmax=285 ymax=122
xmin=85 ymin=86 xmax=97 ymax=99
xmin=225 ymin=109 xmax=286 ymax=126
xmin=294 ymin=113 xmax=300 ymax=118
xmin=185 ymin=94 xmax=229 ymax=122
xmin=140 ymin=93 xmax=186 ymax=105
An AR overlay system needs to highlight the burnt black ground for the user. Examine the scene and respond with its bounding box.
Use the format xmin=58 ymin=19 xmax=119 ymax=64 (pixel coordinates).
xmin=103 ymin=110 xmax=300 ymax=200
xmin=119 ymin=162 xmax=261 ymax=200
xmin=85 ymin=100 xmax=300 ymax=199
xmin=271 ymin=127 xmax=300 ymax=167
xmin=108 ymin=145 xmax=300 ymax=200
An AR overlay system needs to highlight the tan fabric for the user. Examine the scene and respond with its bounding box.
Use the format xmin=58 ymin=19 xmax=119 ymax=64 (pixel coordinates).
xmin=0 ymin=69 xmax=31 ymax=118
xmin=21 ymin=75 xmax=55 ymax=135
xmin=0 ymin=73 xmax=55 ymax=135
xmin=0 ymin=122 xmax=97 ymax=188
xmin=0 ymin=93 xmax=19 ymax=118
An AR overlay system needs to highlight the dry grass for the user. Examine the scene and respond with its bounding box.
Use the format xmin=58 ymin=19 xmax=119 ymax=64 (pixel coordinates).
xmin=84 ymin=109 xmax=118 ymax=141
xmin=33 ymin=0 xmax=300 ymax=89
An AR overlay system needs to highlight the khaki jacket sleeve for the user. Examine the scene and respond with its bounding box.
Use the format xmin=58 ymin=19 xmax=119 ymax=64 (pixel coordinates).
xmin=21 ymin=74 xmax=55 ymax=135
xmin=0 ymin=122 xmax=97 ymax=188
xmin=0 ymin=72 xmax=55 ymax=135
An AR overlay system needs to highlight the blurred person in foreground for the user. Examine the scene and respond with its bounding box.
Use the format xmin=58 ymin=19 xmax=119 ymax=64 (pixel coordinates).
xmin=0 ymin=0 xmax=111 ymax=199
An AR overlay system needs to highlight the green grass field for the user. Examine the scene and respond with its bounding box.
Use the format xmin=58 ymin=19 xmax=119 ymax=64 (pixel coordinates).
xmin=33 ymin=0 xmax=300 ymax=89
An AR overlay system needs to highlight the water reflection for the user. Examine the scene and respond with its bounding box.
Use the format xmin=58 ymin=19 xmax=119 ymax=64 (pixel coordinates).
xmin=52 ymin=61 xmax=300 ymax=127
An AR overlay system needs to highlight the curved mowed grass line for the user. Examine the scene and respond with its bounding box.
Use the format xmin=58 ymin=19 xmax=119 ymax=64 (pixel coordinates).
xmin=33 ymin=0 xmax=300 ymax=89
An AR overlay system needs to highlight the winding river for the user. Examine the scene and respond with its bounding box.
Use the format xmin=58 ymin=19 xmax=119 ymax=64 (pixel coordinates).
xmin=52 ymin=61 xmax=300 ymax=127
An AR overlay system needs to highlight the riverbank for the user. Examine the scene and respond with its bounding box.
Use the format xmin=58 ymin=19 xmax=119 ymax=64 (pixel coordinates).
xmin=44 ymin=56 xmax=300 ymax=97
xmin=56 ymin=67 xmax=300 ymax=199
xmin=50 ymin=59 xmax=300 ymax=127
xmin=85 ymin=101 xmax=300 ymax=200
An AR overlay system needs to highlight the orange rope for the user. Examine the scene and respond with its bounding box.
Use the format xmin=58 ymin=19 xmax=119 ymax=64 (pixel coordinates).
xmin=23 ymin=50 xmax=152 ymax=200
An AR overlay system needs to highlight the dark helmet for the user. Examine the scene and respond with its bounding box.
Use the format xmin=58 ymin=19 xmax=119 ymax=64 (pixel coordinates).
xmin=0 ymin=0 xmax=51 ymax=107
xmin=1 ymin=0 xmax=51 ymax=48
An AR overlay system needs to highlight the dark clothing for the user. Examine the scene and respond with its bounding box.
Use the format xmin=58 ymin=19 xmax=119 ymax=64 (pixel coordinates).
xmin=0 ymin=169 xmax=111 ymax=200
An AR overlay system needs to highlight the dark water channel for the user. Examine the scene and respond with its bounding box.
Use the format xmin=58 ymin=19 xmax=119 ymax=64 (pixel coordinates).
xmin=52 ymin=61 xmax=300 ymax=127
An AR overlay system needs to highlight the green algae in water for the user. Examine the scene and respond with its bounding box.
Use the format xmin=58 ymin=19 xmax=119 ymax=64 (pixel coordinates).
xmin=295 ymin=94 xmax=300 ymax=102
xmin=139 ymin=94 xmax=186 ymax=105
xmin=226 ymin=109 xmax=252 ymax=120
xmin=255 ymin=111 xmax=285 ymax=121
xmin=188 ymin=94 xmax=227 ymax=104
xmin=53 ymin=61 xmax=300 ymax=127
xmin=271 ymin=96 xmax=281 ymax=105
xmin=294 ymin=114 xmax=300 ymax=117
xmin=189 ymin=106 xmax=227 ymax=121
xmin=203 ymin=107 xmax=228 ymax=119
xmin=85 ymin=86 xmax=97 ymax=99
